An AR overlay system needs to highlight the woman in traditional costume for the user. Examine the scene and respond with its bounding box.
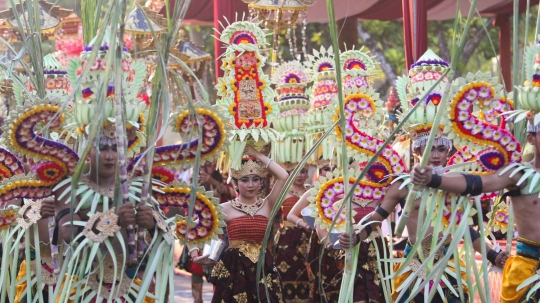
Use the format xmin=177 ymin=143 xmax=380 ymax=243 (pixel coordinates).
xmin=287 ymin=159 xmax=342 ymax=303
xmin=273 ymin=163 xmax=311 ymax=303
xmin=192 ymin=146 xmax=288 ymax=303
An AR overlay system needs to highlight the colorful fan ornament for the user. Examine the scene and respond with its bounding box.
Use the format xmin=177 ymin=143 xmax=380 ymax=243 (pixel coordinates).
xmin=445 ymin=71 xmax=521 ymax=173
xmin=0 ymin=99 xmax=79 ymax=203
xmin=487 ymin=201 xmax=510 ymax=234
xmin=215 ymin=20 xmax=279 ymax=169
xmin=152 ymin=181 xmax=226 ymax=247
xmin=303 ymin=45 xmax=338 ymax=163
xmin=270 ymin=60 xmax=311 ymax=164
xmin=128 ymin=101 xmax=228 ymax=174
xmin=340 ymin=47 xmax=379 ymax=90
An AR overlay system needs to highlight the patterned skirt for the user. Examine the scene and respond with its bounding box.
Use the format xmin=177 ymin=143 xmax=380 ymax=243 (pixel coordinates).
xmin=353 ymin=236 xmax=389 ymax=303
xmin=274 ymin=224 xmax=311 ymax=303
xmin=211 ymin=245 xmax=284 ymax=303
xmin=307 ymin=232 xmax=343 ymax=303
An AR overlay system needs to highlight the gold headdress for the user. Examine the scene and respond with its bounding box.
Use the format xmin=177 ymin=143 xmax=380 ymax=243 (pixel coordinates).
xmin=230 ymin=158 xmax=266 ymax=179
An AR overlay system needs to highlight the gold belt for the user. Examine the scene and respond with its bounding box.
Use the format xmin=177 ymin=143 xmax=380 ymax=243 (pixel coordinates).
xmin=283 ymin=221 xmax=295 ymax=228
xmin=229 ymin=240 xmax=262 ymax=263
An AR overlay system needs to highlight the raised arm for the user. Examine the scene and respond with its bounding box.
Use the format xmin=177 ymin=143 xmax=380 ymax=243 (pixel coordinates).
xmin=245 ymin=146 xmax=288 ymax=207
xmin=410 ymin=164 xmax=521 ymax=194
xmin=287 ymin=190 xmax=311 ymax=230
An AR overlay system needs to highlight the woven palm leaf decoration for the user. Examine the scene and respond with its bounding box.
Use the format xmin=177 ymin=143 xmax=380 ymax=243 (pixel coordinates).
xmin=215 ymin=19 xmax=279 ymax=170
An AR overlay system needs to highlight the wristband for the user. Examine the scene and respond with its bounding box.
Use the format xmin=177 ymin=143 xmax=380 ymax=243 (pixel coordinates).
xmin=189 ymin=247 xmax=200 ymax=254
xmin=295 ymin=219 xmax=303 ymax=227
xmin=266 ymin=159 xmax=274 ymax=168
xmin=469 ymin=227 xmax=481 ymax=243
xmin=487 ymin=249 xmax=500 ymax=266
xmin=462 ymin=174 xmax=483 ymax=196
xmin=355 ymin=233 xmax=361 ymax=245
xmin=426 ymin=174 xmax=442 ymax=188
xmin=375 ymin=206 xmax=390 ymax=219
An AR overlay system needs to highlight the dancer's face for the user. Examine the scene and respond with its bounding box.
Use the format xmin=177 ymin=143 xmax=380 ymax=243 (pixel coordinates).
xmin=417 ymin=144 xmax=449 ymax=167
xmin=236 ymin=175 xmax=262 ymax=199
xmin=89 ymin=143 xmax=118 ymax=177
xmin=318 ymin=165 xmax=332 ymax=178
xmin=293 ymin=168 xmax=308 ymax=186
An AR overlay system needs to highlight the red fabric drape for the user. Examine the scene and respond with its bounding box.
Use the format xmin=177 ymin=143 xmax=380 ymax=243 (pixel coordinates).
xmin=494 ymin=14 xmax=512 ymax=90
xmin=403 ymin=0 xmax=428 ymax=72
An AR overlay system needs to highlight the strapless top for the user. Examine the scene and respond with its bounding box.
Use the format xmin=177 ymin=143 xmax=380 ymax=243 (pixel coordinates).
xmin=228 ymin=215 xmax=269 ymax=243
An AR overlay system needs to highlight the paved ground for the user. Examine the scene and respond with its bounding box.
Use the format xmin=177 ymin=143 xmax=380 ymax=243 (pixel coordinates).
xmin=173 ymin=269 xmax=214 ymax=303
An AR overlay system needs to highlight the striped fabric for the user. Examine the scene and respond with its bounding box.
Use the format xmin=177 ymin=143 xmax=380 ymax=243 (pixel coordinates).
xmin=228 ymin=215 xmax=268 ymax=243
xmin=281 ymin=196 xmax=299 ymax=219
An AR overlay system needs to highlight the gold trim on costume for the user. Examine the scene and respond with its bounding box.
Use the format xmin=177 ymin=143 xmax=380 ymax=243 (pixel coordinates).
xmin=518 ymin=237 xmax=540 ymax=247
xmin=229 ymin=240 xmax=262 ymax=263
xmin=83 ymin=208 xmax=121 ymax=243
xmin=230 ymin=159 xmax=266 ymax=179
xmin=30 ymin=243 xmax=59 ymax=285
xmin=17 ymin=199 xmax=42 ymax=229
xmin=86 ymin=254 xmax=133 ymax=299
xmin=231 ymin=198 xmax=265 ymax=218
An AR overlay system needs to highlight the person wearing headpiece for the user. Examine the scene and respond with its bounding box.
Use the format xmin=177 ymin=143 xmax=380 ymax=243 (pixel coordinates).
xmin=273 ymin=162 xmax=311 ymax=303
xmin=411 ymin=55 xmax=540 ymax=303
xmin=340 ymin=50 xmax=509 ymax=302
xmin=287 ymin=158 xmax=341 ymax=303
xmin=191 ymin=145 xmax=288 ymax=303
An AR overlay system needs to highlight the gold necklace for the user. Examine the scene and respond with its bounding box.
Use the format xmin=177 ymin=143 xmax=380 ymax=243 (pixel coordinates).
xmin=231 ymin=198 xmax=264 ymax=217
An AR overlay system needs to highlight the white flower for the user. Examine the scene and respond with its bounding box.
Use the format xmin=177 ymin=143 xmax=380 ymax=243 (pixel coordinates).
xmin=471 ymin=124 xmax=484 ymax=135
xmin=325 ymin=190 xmax=336 ymax=199
xmin=383 ymin=149 xmax=392 ymax=158
xmin=454 ymin=156 xmax=463 ymax=163
xmin=394 ymin=165 xmax=404 ymax=173
xmin=324 ymin=208 xmax=336 ymax=219
xmin=321 ymin=198 xmax=331 ymax=208
xmin=344 ymin=111 xmax=352 ymax=119
xmin=500 ymin=135 xmax=511 ymax=146
xmin=415 ymin=73 xmax=424 ymax=81
xmin=333 ymin=182 xmax=344 ymax=193
xmin=507 ymin=142 xmax=517 ymax=151
xmin=358 ymin=99 xmax=368 ymax=109
xmin=482 ymin=127 xmax=493 ymax=139
xmin=360 ymin=138 xmax=369 ymax=148
xmin=347 ymin=101 xmax=357 ymax=111
xmin=425 ymin=72 xmax=434 ymax=80
xmin=346 ymin=127 xmax=354 ymax=136
xmin=458 ymin=101 xmax=469 ymax=111
xmin=463 ymin=120 xmax=475 ymax=130
xmin=478 ymin=86 xmax=491 ymax=98
xmin=391 ymin=155 xmax=400 ymax=165
xmin=465 ymin=89 xmax=478 ymax=101
xmin=354 ymin=187 xmax=362 ymax=195
xmin=458 ymin=111 xmax=469 ymax=122
xmin=493 ymin=130 xmax=502 ymax=141
xmin=363 ymin=187 xmax=373 ymax=198
xmin=373 ymin=188 xmax=383 ymax=199
xmin=351 ymin=133 xmax=361 ymax=143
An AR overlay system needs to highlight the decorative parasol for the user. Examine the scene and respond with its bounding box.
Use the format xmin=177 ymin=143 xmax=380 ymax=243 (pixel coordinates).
xmin=0 ymin=0 xmax=72 ymax=35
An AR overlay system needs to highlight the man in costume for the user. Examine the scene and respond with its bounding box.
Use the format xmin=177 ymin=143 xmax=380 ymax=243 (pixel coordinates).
xmin=339 ymin=50 xmax=508 ymax=303
xmin=410 ymin=124 xmax=540 ymax=303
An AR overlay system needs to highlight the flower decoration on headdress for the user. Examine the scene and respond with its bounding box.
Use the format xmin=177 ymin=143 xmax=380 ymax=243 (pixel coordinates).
xmin=271 ymin=61 xmax=311 ymax=164
xmin=64 ymin=28 xmax=148 ymax=154
xmin=339 ymin=47 xmax=379 ymax=90
xmin=396 ymin=49 xmax=453 ymax=152
xmin=215 ymin=19 xmax=279 ymax=169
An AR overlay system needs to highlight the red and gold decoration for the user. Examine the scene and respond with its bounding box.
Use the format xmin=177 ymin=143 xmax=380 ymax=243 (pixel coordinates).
xmin=216 ymin=20 xmax=279 ymax=169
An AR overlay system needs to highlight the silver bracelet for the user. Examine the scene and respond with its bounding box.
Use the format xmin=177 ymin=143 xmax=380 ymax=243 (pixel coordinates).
xmin=265 ymin=159 xmax=274 ymax=168
xmin=188 ymin=247 xmax=200 ymax=254
xmin=295 ymin=219 xmax=303 ymax=227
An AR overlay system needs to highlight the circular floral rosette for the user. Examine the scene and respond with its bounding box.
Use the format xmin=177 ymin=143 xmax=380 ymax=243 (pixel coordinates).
xmin=340 ymin=47 xmax=379 ymax=90
xmin=309 ymin=167 xmax=390 ymax=231
xmin=153 ymin=181 xmax=225 ymax=247
xmin=446 ymin=72 xmax=522 ymax=172
xmin=487 ymin=202 xmax=510 ymax=234
xmin=0 ymin=100 xmax=79 ymax=205
xmin=0 ymin=206 xmax=19 ymax=230
xmin=330 ymin=87 xmax=407 ymax=178
xmin=437 ymin=192 xmax=477 ymax=228
xmin=0 ymin=147 xmax=25 ymax=181
xmin=127 ymin=102 xmax=228 ymax=173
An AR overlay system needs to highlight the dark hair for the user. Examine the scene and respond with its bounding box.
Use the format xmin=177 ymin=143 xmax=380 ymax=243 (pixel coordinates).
xmin=232 ymin=177 xmax=265 ymax=194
